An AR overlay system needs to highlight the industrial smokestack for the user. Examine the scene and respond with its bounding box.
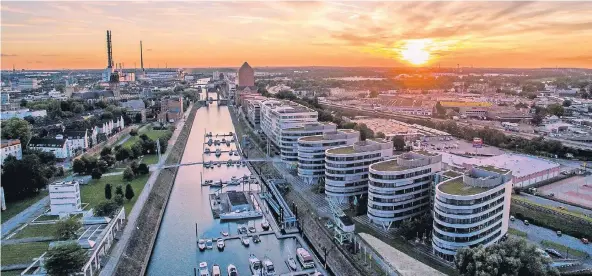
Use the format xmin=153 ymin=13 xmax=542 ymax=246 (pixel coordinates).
xmin=106 ymin=30 xmax=113 ymax=68
xmin=140 ymin=41 xmax=144 ymax=72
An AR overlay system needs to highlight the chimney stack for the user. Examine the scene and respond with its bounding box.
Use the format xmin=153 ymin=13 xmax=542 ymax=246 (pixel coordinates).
xmin=140 ymin=41 xmax=145 ymax=73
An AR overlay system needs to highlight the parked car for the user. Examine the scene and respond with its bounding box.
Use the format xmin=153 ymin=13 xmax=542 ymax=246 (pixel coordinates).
xmin=524 ymin=220 xmax=529 ymax=225
xmin=557 ymin=231 xmax=562 ymax=237
xmin=582 ymin=238 xmax=589 ymax=244
xmin=510 ymin=216 xmax=515 ymax=221
xmin=545 ymin=248 xmax=563 ymax=258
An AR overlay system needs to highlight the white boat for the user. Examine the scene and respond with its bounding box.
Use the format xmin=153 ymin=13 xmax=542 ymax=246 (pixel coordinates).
xmin=204 ymin=148 xmax=211 ymax=154
xmin=217 ymin=162 xmax=222 ymax=167
xmin=261 ymin=220 xmax=270 ymax=230
xmin=262 ymin=257 xmax=275 ymax=276
xmin=206 ymin=239 xmax=213 ymax=249
xmin=249 ymin=254 xmax=262 ymax=276
xmin=226 ymin=141 xmax=231 ymax=146
xmin=227 ymin=264 xmax=238 ymax=276
xmin=296 ymin=248 xmax=315 ymax=269
xmin=215 ymin=149 xmax=222 ymax=157
xmin=222 ymin=138 xmax=227 ymax=143
xmin=213 ymin=180 xmax=223 ymax=187
xmin=226 ymin=160 xmax=233 ymax=167
xmin=216 ymin=238 xmax=225 ymax=250
xmin=241 ymin=236 xmax=250 ymax=247
xmin=199 ymin=262 xmax=210 ymax=276
xmin=203 ymin=180 xmax=213 ymax=186
xmin=238 ymin=225 xmax=247 ymax=234
xmin=248 ymin=226 xmax=256 ymax=233
xmin=234 ymin=151 xmax=240 ymax=156
xmin=212 ymin=264 xmax=221 ymax=276
xmin=229 ymin=176 xmax=240 ymax=186
xmin=221 ymin=231 xmax=229 ymax=237
xmin=198 ymin=239 xmax=206 ymax=251
xmin=287 ymin=257 xmax=297 ymax=271
xmin=219 ymin=210 xmax=263 ymax=220
xmin=207 ymin=139 xmax=213 ymax=146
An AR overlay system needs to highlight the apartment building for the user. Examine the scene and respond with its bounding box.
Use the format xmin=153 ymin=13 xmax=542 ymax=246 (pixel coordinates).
xmin=324 ymin=139 xmax=393 ymax=203
xmin=281 ymin=122 xmax=337 ymax=164
xmin=49 ymin=181 xmax=82 ymax=216
xmin=432 ymin=166 xmax=512 ymax=261
xmin=158 ymin=96 xmax=184 ymax=123
xmin=28 ymin=138 xmax=71 ymax=159
xmin=297 ymin=129 xmax=359 ymax=181
xmin=1 ymin=139 xmax=22 ymax=163
xmin=367 ymin=151 xmax=442 ymax=229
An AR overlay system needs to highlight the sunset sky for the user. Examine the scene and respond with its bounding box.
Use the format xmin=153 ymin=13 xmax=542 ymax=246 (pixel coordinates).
xmin=2 ymin=1 xmax=592 ymax=70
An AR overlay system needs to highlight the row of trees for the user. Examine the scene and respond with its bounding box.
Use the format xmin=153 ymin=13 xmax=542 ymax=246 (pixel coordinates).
xmin=2 ymin=150 xmax=63 ymax=200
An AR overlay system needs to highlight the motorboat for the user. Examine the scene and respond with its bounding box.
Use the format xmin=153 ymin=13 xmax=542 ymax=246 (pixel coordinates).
xmin=241 ymin=162 xmax=246 ymax=167
xmin=227 ymin=160 xmax=233 ymax=167
xmin=215 ymin=149 xmax=222 ymax=157
xmin=226 ymin=141 xmax=231 ymax=146
xmin=249 ymin=254 xmax=262 ymax=276
xmin=222 ymin=138 xmax=227 ymax=143
xmin=217 ymin=162 xmax=222 ymax=167
xmin=262 ymin=257 xmax=275 ymax=276
xmin=207 ymin=139 xmax=213 ymax=146
xmin=214 ymin=140 xmax=220 ymax=146
xmin=203 ymin=180 xmax=213 ymax=186
xmin=206 ymin=239 xmax=213 ymax=249
xmin=241 ymin=236 xmax=250 ymax=247
xmin=229 ymin=132 xmax=234 ymax=136
xmin=216 ymin=238 xmax=225 ymax=250
xmin=227 ymin=264 xmax=238 ymax=276
xmin=252 ymin=234 xmax=261 ymax=243
xmin=204 ymin=148 xmax=211 ymax=154
xmin=212 ymin=264 xmax=221 ymax=276
xmin=199 ymin=262 xmax=210 ymax=276
xmin=198 ymin=239 xmax=206 ymax=251
xmin=234 ymin=151 xmax=240 ymax=156
xmin=220 ymin=231 xmax=229 ymax=237
xmin=219 ymin=210 xmax=263 ymax=220
xmin=238 ymin=225 xmax=248 ymax=234
xmin=213 ymin=180 xmax=223 ymax=187
xmin=204 ymin=162 xmax=211 ymax=169
xmin=248 ymin=226 xmax=256 ymax=233
xmin=261 ymin=220 xmax=270 ymax=230
xmin=229 ymin=177 xmax=240 ymax=186
xmin=287 ymin=256 xmax=297 ymax=271
xmin=206 ymin=132 xmax=212 ymax=137
xmin=296 ymin=248 xmax=315 ymax=269
xmin=228 ymin=149 xmax=234 ymax=155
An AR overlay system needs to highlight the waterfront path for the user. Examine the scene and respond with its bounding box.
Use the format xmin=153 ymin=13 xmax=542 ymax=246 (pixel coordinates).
xmin=99 ymin=105 xmax=194 ymax=276
xmin=1 ymin=197 xmax=49 ymax=239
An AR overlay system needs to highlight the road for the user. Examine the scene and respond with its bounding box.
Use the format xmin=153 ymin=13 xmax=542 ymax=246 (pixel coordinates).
xmin=1 ymin=196 xmax=49 ymax=239
xmin=516 ymin=194 xmax=592 ymax=216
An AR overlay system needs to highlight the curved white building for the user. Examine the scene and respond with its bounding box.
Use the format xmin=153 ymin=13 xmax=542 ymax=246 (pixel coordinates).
xmin=297 ymin=129 xmax=359 ymax=181
xmin=432 ymin=166 xmax=512 ymax=261
xmin=325 ymin=139 xmax=393 ymax=203
xmin=281 ymin=122 xmax=336 ymax=164
xmin=367 ymin=151 xmax=442 ymax=229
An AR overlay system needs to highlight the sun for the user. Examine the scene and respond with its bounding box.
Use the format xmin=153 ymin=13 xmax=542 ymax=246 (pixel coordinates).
xmin=400 ymin=40 xmax=431 ymax=66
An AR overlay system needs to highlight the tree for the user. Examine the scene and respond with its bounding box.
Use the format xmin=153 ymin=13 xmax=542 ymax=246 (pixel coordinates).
xmin=97 ymin=160 xmax=109 ymax=173
xmin=100 ymin=147 xmax=112 ymax=157
xmin=104 ymin=183 xmax=112 ymax=200
xmin=91 ymin=168 xmax=102 ymax=179
xmin=101 ymin=111 xmax=114 ymax=120
xmin=562 ymin=99 xmax=572 ymax=107
xmin=455 ymin=238 xmax=559 ymax=276
xmin=392 ymin=136 xmax=406 ymax=151
xmin=44 ymin=242 xmax=86 ymax=276
xmin=134 ymin=113 xmax=143 ymax=123
xmin=547 ymin=104 xmax=564 ymax=117
xmin=123 ymin=167 xmax=135 ymax=181
xmin=1 ymin=155 xmax=48 ymax=200
xmin=94 ymin=200 xmax=119 ymax=217
xmin=1 ymin=118 xmax=32 ymax=146
xmin=137 ymin=163 xmax=149 ymax=175
xmin=531 ymin=114 xmax=544 ymax=125
xmin=130 ymin=128 xmax=138 ymax=136
xmin=115 ymin=147 xmax=132 ymax=161
xmin=113 ymin=194 xmax=124 ymax=206
xmin=375 ymin=132 xmax=386 ymax=138
xmin=131 ymin=142 xmax=143 ymax=159
xmin=125 ymin=184 xmax=135 ymax=201
xmin=72 ymin=159 xmax=86 ymax=174
xmin=55 ymin=217 xmax=81 ymax=240
xmin=435 ymin=102 xmax=446 ymax=116
xmin=115 ymin=185 xmax=124 ymax=197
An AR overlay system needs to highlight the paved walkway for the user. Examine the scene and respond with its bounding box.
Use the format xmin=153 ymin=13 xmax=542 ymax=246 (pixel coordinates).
xmin=517 ymin=194 xmax=592 ymax=215
xmin=2 ymin=236 xmax=54 ymax=245
xmin=1 ymin=196 xmax=49 ymax=239
xmin=99 ymin=105 xmax=193 ymax=276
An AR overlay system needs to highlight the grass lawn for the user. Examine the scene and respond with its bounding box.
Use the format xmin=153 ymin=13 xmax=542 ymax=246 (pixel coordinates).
xmin=541 ymin=240 xmax=589 ymax=258
xmin=141 ymin=154 xmax=160 ymax=165
xmin=0 ymin=270 xmax=25 ymax=276
xmin=12 ymin=223 xmax=58 ymax=239
xmin=508 ymin=227 xmax=528 ymax=237
xmin=122 ymin=130 xmax=170 ymax=149
xmin=513 ymin=196 xmax=592 ymax=224
xmin=82 ymin=173 xmax=151 ymax=216
xmin=1 ymin=191 xmax=49 ymax=224
xmin=0 ymin=242 xmax=49 ymax=266
xmin=34 ymin=214 xmax=59 ymax=222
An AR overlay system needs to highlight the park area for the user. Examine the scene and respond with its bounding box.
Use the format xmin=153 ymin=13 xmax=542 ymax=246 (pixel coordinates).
xmin=122 ymin=127 xmax=172 ymax=165
xmin=81 ymin=173 xmax=151 ymax=216
xmin=1 ymin=191 xmax=48 ymax=224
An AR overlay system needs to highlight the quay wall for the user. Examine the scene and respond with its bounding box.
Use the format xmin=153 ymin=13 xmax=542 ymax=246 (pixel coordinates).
xmin=113 ymin=106 xmax=199 ymax=276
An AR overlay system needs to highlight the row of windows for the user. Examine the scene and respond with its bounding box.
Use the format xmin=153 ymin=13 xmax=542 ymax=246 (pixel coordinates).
xmin=370 ymin=169 xmax=432 ymax=180
xmin=298 ymin=160 xmax=325 ymax=165
xmin=369 ymin=176 xmax=431 ymax=189
xmin=369 ymin=197 xmax=430 ymax=211
xmin=433 ymin=222 xmax=502 ymax=243
xmin=326 ymin=174 xmax=368 ymax=181
xmin=299 ymin=166 xmax=325 ymax=171
xmin=434 ymin=214 xmax=503 ymax=234
xmin=437 ymin=188 xmax=505 ymax=206
xmin=435 ymin=205 xmax=503 ymax=225
xmin=325 ymin=179 xmax=368 ymax=187
xmin=370 ymin=190 xmax=429 ymax=203
xmin=370 ymin=183 xmax=430 ymax=196
xmin=299 ymin=171 xmax=325 ymax=176
xmin=436 ymin=196 xmax=504 ymax=216
xmin=368 ymin=201 xmax=430 ymax=217
xmin=325 ymin=186 xmax=367 ymax=195
xmin=326 ymin=168 xmax=368 ymax=175
xmin=326 ymin=153 xmax=381 ymax=161
xmin=298 ymin=142 xmax=345 ymax=148
xmin=326 ymin=160 xmax=378 ymax=169
xmin=298 ymin=154 xmax=326 ymax=159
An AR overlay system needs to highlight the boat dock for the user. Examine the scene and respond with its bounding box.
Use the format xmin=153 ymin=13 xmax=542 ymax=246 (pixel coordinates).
xmin=221 ymin=230 xmax=275 ymax=241
xmin=280 ymin=268 xmax=321 ymax=276
xmin=208 ymin=191 xmax=258 ymax=219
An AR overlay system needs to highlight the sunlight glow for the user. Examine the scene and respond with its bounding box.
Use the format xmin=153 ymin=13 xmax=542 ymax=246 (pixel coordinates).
xmin=400 ymin=40 xmax=431 ymax=66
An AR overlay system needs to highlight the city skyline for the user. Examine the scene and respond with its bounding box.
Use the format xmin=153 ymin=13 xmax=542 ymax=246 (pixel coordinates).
xmin=2 ymin=1 xmax=592 ymax=70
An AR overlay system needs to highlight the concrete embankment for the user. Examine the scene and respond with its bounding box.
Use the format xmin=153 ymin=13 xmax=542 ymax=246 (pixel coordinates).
xmin=113 ymin=106 xmax=198 ymax=276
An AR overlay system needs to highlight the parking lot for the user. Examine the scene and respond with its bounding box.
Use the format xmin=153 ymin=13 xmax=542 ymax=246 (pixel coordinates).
xmin=539 ymin=175 xmax=592 ymax=209
xmin=422 ymin=137 xmax=506 ymax=156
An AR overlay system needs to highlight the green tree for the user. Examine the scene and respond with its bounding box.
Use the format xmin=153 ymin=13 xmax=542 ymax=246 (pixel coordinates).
xmin=55 ymin=217 xmax=81 ymax=240
xmin=375 ymin=132 xmax=386 ymax=138
xmin=44 ymin=242 xmax=86 ymax=276
xmin=97 ymin=160 xmax=109 ymax=173
xmin=72 ymin=159 xmax=86 ymax=174
xmin=392 ymin=136 xmax=406 ymax=151
xmin=130 ymin=128 xmax=138 ymax=136
xmin=125 ymin=184 xmax=135 ymax=201
xmin=115 ymin=185 xmax=124 ymax=197
xmin=113 ymin=194 xmax=124 ymax=206
xmin=100 ymin=146 xmax=112 ymax=157
xmin=562 ymin=99 xmax=572 ymax=107
xmin=531 ymin=114 xmax=544 ymax=125
xmin=123 ymin=167 xmax=135 ymax=181
xmin=134 ymin=113 xmax=143 ymax=123
xmin=104 ymin=183 xmax=112 ymax=200
xmin=1 ymin=155 xmax=48 ymax=200
xmin=455 ymin=238 xmax=559 ymax=276
xmin=547 ymin=104 xmax=564 ymax=117
xmin=94 ymin=200 xmax=119 ymax=217
xmin=137 ymin=163 xmax=149 ymax=175
xmin=435 ymin=102 xmax=446 ymax=116
xmin=91 ymin=168 xmax=102 ymax=179
xmin=1 ymin=118 xmax=32 ymax=146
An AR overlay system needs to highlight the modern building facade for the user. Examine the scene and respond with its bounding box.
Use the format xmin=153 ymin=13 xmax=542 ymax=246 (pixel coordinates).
xmin=49 ymin=181 xmax=82 ymax=216
xmin=367 ymin=151 xmax=442 ymax=229
xmin=1 ymin=139 xmax=22 ymax=163
xmin=432 ymin=166 xmax=512 ymax=261
xmin=260 ymin=99 xmax=318 ymax=150
xmin=297 ymin=129 xmax=359 ymax=181
xmin=324 ymin=139 xmax=393 ymax=203
xmin=281 ymin=122 xmax=337 ymax=164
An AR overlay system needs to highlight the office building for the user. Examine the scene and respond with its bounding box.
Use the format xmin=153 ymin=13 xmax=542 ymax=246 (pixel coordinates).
xmin=49 ymin=181 xmax=82 ymax=216
xmin=297 ymin=129 xmax=359 ymax=181
xmin=324 ymin=139 xmax=393 ymax=203
xmin=367 ymin=151 xmax=442 ymax=229
xmin=280 ymin=122 xmax=337 ymax=165
xmin=432 ymin=166 xmax=512 ymax=261
xmin=260 ymin=99 xmax=318 ymax=148
xmin=18 ymin=78 xmax=39 ymax=90
xmin=1 ymin=139 xmax=22 ymax=163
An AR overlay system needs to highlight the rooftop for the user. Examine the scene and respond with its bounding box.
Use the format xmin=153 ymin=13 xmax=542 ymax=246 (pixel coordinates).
xmin=438 ymin=177 xmax=491 ymax=196
xmin=299 ymin=135 xmax=324 ymax=142
xmin=371 ymin=159 xmax=405 ymax=171
xmin=326 ymin=145 xmax=355 ymax=154
xmin=415 ymin=150 xmax=439 ymax=156
xmin=442 ymin=170 xmax=462 ymax=178
xmin=477 ymin=165 xmax=510 ymax=174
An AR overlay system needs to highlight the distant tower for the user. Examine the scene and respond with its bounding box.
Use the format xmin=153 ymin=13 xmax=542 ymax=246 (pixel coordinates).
xmin=140 ymin=41 xmax=145 ymax=74
xmin=107 ymin=30 xmax=113 ymax=69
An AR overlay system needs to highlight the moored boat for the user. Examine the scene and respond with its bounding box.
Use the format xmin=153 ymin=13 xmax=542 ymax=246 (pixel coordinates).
xmin=262 ymin=257 xmax=275 ymax=276
xmin=198 ymin=239 xmax=206 ymax=251
xmin=212 ymin=264 xmax=221 ymax=276
xmin=227 ymin=264 xmax=238 ymax=276
xmin=287 ymin=256 xmax=297 ymax=271
xmin=216 ymin=238 xmax=225 ymax=250
xmin=241 ymin=236 xmax=250 ymax=247
xmin=199 ymin=262 xmax=210 ymax=276
xmin=219 ymin=210 xmax=263 ymax=220
xmin=249 ymin=254 xmax=262 ymax=276
xmin=261 ymin=220 xmax=270 ymax=230
xmin=206 ymin=239 xmax=213 ymax=249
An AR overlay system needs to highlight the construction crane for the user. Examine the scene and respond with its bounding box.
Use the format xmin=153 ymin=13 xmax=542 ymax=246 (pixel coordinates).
xmin=326 ymin=197 xmax=355 ymax=245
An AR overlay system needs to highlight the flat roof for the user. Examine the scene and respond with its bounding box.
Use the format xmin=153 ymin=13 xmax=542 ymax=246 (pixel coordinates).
xmin=326 ymin=145 xmax=355 ymax=154
xmin=227 ymin=191 xmax=249 ymax=206
xmin=440 ymin=153 xmax=559 ymax=178
xmin=299 ymin=135 xmax=324 ymax=141
xmin=371 ymin=159 xmax=404 ymax=171
xmin=438 ymin=177 xmax=491 ymax=196
xmin=442 ymin=170 xmax=462 ymax=178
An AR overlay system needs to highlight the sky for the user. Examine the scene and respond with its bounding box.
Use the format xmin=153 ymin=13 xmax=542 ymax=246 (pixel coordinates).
xmin=1 ymin=1 xmax=592 ymax=70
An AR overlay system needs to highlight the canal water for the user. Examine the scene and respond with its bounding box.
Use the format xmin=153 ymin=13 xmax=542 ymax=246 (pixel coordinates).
xmin=147 ymin=92 xmax=301 ymax=275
